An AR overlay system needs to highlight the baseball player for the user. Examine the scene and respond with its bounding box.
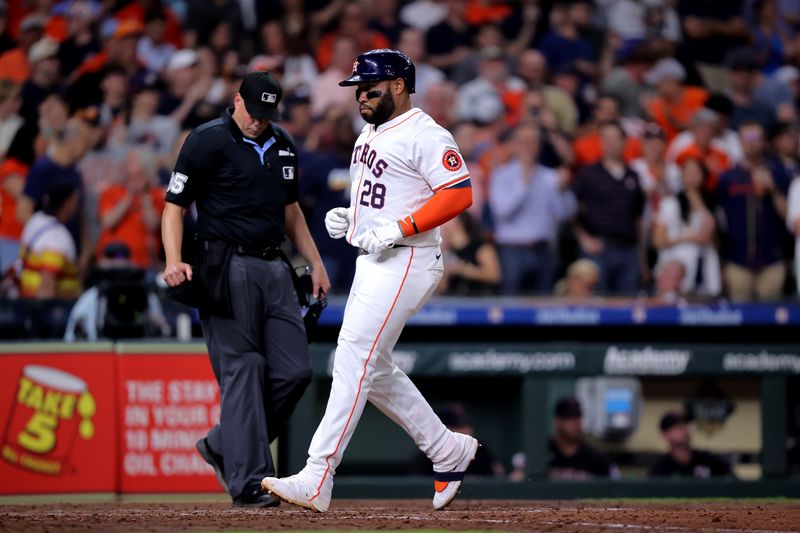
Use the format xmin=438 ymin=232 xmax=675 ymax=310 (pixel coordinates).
xmin=262 ymin=49 xmax=478 ymax=511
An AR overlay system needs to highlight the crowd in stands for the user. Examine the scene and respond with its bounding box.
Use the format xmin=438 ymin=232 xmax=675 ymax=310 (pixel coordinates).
xmin=1 ymin=0 xmax=800 ymax=303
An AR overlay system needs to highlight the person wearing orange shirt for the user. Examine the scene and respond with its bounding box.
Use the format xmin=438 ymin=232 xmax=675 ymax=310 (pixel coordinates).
xmin=573 ymin=95 xmax=641 ymax=168
xmin=673 ymin=109 xmax=731 ymax=193
xmin=0 ymin=158 xmax=28 ymax=271
xmin=315 ymin=3 xmax=390 ymax=72
xmin=96 ymin=147 xmax=165 ymax=270
xmin=0 ymin=14 xmax=45 ymax=83
xmin=645 ymin=58 xmax=708 ymax=141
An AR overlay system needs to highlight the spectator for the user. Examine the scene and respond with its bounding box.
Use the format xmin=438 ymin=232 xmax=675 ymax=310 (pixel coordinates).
xmin=644 ymin=58 xmax=708 ymax=141
xmin=678 ymin=0 xmax=751 ymax=93
xmin=315 ymin=2 xmax=390 ymax=72
xmin=72 ymin=18 xmax=144 ymax=83
xmin=649 ymin=411 xmax=734 ymax=478
xmin=573 ymin=121 xmax=645 ymax=295
xmin=775 ymin=65 xmax=800 ymax=121
xmin=548 ymin=397 xmax=619 ymax=480
xmin=537 ymin=0 xmax=597 ymax=79
xmin=601 ymin=45 xmax=656 ymax=120
xmin=125 ymin=77 xmax=179 ymax=160
xmin=137 ymin=11 xmax=176 ymax=74
xmin=654 ymin=260 xmax=687 ymax=303
xmin=397 ymin=27 xmax=444 ymax=110
xmin=19 ymin=96 xmax=97 ymax=274
xmin=185 ymin=0 xmax=243 ymax=52
xmin=423 ymin=80 xmax=459 ymax=131
xmin=0 ymin=14 xmax=46 ymax=84
xmin=572 ymin=96 xmax=641 ymax=170
xmin=159 ymin=48 xmax=210 ymax=128
xmin=456 ymin=46 xmax=526 ymax=126
xmin=672 ymin=108 xmax=731 ymax=192
xmin=281 ymin=92 xmax=313 ymax=147
xmin=258 ymin=20 xmax=318 ymax=94
xmin=490 ymin=122 xmax=576 ymax=294
xmin=770 ymin=121 xmax=800 ymax=285
xmin=750 ymin=0 xmax=791 ymax=75
xmin=18 ymin=180 xmax=80 ymax=299
xmin=653 ymin=158 xmax=722 ymax=297
xmin=367 ymin=0 xmax=407 ymax=46
xmin=717 ymin=121 xmax=790 ymax=302
xmin=553 ymin=258 xmax=600 ymax=299
xmin=96 ymin=147 xmax=165 ymax=271
xmin=0 ymin=157 xmax=28 ymax=271
xmin=725 ymin=47 xmax=788 ymax=130
xmin=629 ymin=123 xmax=676 ymax=263
xmin=667 ymin=93 xmax=744 ymax=166
xmin=425 ymin=0 xmax=472 ymax=74
xmin=450 ymin=24 xmax=510 ymax=86
xmin=516 ymin=49 xmax=578 ymax=135
xmin=57 ymin=1 xmax=100 ymax=80
xmin=310 ymin=35 xmax=358 ymax=119
xmin=408 ymin=402 xmax=504 ymax=478
xmin=439 ymin=211 xmax=501 ymax=295
xmin=21 ymin=37 xmax=63 ymax=129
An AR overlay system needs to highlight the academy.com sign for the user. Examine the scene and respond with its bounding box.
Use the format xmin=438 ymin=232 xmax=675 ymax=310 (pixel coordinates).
xmin=723 ymin=351 xmax=800 ymax=374
xmin=448 ymin=350 xmax=576 ymax=373
xmin=603 ymin=346 xmax=692 ymax=375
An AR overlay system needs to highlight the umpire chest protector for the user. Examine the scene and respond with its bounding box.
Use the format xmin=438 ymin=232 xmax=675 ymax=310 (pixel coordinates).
xmin=166 ymin=107 xmax=300 ymax=248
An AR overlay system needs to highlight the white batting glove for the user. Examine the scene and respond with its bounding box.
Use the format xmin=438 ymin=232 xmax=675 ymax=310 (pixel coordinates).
xmin=357 ymin=222 xmax=405 ymax=254
xmin=325 ymin=207 xmax=352 ymax=239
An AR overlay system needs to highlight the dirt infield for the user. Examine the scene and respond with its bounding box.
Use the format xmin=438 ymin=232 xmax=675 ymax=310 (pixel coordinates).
xmin=1 ymin=499 xmax=799 ymax=532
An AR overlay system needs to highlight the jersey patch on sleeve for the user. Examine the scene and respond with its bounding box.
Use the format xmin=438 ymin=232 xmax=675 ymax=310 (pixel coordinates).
xmin=442 ymin=149 xmax=463 ymax=172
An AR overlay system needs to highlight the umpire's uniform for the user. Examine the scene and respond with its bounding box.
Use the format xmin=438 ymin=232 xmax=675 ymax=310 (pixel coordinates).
xmin=165 ymin=73 xmax=311 ymax=505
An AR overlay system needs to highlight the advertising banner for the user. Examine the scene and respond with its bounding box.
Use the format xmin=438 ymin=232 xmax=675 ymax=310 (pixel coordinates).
xmin=117 ymin=352 xmax=222 ymax=493
xmin=0 ymin=351 xmax=117 ymax=494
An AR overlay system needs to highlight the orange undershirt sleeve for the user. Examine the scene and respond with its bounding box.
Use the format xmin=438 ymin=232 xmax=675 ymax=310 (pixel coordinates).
xmin=398 ymin=186 xmax=473 ymax=237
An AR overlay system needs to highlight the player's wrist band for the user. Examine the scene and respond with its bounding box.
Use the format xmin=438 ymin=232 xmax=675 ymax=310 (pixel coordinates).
xmin=400 ymin=215 xmax=420 ymax=236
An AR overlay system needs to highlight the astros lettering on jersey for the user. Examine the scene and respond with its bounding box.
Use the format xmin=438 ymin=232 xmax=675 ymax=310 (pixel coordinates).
xmin=346 ymin=107 xmax=471 ymax=247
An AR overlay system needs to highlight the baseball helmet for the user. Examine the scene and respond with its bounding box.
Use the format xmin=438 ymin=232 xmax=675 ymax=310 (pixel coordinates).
xmin=339 ymin=49 xmax=416 ymax=94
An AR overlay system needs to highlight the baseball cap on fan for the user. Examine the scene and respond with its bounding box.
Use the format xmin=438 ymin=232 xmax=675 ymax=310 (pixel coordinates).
xmin=239 ymin=71 xmax=283 ymax=121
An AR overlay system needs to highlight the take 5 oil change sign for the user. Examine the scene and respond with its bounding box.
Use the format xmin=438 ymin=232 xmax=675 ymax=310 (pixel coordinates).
xmin=0 ymin=351 xmax=117 ymax=494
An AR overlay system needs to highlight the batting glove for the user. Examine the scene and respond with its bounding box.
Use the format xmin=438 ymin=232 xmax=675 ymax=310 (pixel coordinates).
xmin=357 ymin=222 xmax=405 ymax=254
xmin=325 ymin=207 xmax=352 ymax=239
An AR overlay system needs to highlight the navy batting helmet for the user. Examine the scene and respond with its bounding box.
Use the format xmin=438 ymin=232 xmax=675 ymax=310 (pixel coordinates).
xmin=339 ymin=49 xmax=415 ymax=94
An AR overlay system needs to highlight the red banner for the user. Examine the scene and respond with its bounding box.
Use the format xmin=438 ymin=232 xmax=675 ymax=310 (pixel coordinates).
xmin=117 ymin=353 xmax=223 ymax=493
xmin=0 ymin=353 xmax=117 ymax=494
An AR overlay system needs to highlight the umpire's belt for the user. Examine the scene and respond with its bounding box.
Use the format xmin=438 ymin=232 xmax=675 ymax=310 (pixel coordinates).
xmin=234 ymin=244 xmax=282 ymax=261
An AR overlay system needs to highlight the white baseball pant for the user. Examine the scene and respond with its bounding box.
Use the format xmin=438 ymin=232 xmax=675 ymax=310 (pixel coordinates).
xmin=303 ymin=245 xmax=462 ymax=500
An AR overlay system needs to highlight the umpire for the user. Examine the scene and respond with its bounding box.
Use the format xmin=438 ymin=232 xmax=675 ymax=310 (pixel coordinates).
xmin=161 ymin=71 xmax=330 ymax=507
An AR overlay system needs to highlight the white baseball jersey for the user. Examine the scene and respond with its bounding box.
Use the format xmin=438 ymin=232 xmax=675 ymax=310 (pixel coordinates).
xmin=345 ymin=107 xmax=470 ymax=247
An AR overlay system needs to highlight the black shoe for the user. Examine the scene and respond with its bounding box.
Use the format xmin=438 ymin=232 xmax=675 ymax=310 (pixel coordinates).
xmin=232 ymin=486 xmax=280 ymax=508
xmin=196 ymin=438 xmax=229 ymax=494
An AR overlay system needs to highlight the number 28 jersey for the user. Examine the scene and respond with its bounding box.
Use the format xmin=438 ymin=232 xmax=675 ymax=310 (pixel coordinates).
xmin=346 ymin=107 xmax=471 ymax=248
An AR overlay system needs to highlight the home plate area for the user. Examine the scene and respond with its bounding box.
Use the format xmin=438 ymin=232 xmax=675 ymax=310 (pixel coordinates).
xmin=1 ymin=499 xmax=799 ymax=532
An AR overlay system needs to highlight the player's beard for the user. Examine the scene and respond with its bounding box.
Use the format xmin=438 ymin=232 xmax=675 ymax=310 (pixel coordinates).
xmin=361 ymin=91 xmax=396 ymax=126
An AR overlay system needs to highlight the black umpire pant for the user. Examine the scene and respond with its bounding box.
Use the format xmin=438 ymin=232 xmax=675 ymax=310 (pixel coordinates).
xmin=202 ymin=254 xmax=311 ymax=498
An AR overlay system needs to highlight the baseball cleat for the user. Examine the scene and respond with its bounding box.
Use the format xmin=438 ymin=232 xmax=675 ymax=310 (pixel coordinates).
xmin=432 ymin=435 xmax=479 ymax=510
xmin=261 ymin=473 xmax=330 ymax=512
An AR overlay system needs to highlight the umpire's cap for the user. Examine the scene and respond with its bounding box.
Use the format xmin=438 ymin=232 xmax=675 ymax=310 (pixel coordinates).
xmin=239 ymin=71 xmax=283 ymax=120
xmin=339 ymin=49 xmax=415 ymax=94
